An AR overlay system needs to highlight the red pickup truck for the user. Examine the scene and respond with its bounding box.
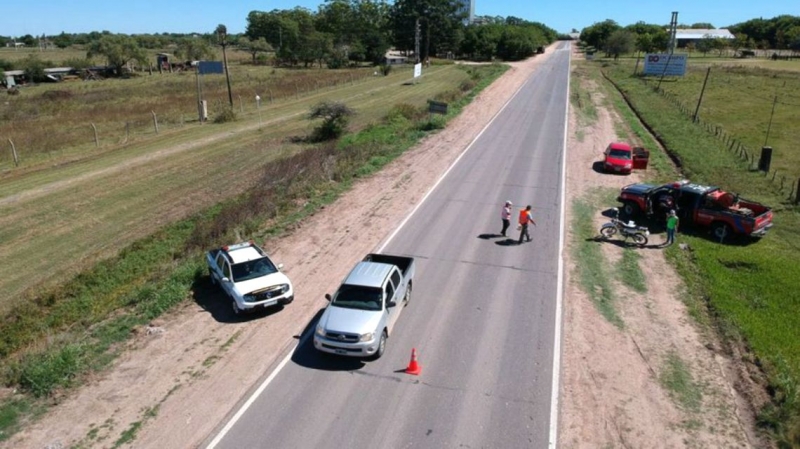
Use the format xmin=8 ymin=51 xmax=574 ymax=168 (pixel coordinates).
xmin=617 ymin=180 xmax=773 ymax=240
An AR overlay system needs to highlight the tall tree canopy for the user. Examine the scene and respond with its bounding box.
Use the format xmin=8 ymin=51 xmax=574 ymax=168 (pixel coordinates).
xmin=86 ymin=34 xmax=147 ymax=73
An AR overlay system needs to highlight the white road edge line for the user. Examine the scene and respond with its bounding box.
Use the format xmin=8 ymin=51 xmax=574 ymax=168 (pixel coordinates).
xmin=206 ymin=58 xmax=541 ymax=449
xmin=549 ymin=43 xmax=571 ymax=449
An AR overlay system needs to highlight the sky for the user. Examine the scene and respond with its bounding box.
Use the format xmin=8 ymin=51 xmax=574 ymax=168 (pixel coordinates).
xmin=1 ymin=0 xmax=797 ymax=37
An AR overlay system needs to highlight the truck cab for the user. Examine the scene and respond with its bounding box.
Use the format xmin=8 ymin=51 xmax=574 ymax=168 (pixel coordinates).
xmin=206 ymin=241 xmax=294 ymax=315
xmin=314 ymin=254 xmax=415 ymax=359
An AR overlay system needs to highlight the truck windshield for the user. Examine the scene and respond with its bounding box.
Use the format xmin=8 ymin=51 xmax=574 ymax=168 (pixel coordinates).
xmin=231 ymin=258 xmax=278 ymax=282
xmin=332 ymin=285 xmax=383 ymax=311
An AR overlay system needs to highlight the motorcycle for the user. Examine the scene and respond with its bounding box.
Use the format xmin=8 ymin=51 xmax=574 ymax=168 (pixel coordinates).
xmin=599 ymin=208 xmax=650 ymax=247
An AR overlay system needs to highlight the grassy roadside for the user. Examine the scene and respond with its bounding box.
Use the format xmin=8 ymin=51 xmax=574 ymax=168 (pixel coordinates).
xmin=0 ymin=63 xmax=509 ymax=442
xmin=599 ymin=59 xmax=800 ymax=446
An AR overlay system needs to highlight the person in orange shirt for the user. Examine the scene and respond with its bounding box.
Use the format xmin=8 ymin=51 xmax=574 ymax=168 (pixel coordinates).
xmin=518 ymin=205 xmax=537 ymax=244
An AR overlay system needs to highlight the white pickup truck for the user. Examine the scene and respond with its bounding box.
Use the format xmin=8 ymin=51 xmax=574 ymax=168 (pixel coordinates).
xmin=314 ymin=253 xmax=415 ymax=359
xmin=206 ymin=241 xmax=294 ymax=315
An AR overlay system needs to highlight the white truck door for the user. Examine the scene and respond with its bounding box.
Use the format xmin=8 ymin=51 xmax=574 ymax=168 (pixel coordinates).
xmin=385 ymin=268 xmax=403 ymax=332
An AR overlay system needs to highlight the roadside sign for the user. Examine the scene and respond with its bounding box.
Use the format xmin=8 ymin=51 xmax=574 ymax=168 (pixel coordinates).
xmin=428 ymin=100 xmax=448 ymax=115
xmin=642 ymin=53 xmax=688 ymax=76
xmin=413 ymin=63 xmax=422 ymax=78
xmin=198 ymin=61 xmax=224 ymax=75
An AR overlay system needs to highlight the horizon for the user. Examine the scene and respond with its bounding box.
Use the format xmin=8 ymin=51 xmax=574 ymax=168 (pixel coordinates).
xmin=0 ymin=0 xmax=796 ymax=37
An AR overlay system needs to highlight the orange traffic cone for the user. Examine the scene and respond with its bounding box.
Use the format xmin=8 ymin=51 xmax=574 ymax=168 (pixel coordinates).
xmin=405 ymin=348 xmax=421 ymax=375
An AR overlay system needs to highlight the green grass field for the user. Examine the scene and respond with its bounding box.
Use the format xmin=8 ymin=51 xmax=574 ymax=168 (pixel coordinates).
xmin=0 ymin=63 xmax=473 ymax=312
xmin=597 ymin=58 xmax=800 ymax=445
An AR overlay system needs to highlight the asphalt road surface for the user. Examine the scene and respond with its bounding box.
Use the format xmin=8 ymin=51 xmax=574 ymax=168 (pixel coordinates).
xmin=207 ymin=42 xmax=571 ymax=449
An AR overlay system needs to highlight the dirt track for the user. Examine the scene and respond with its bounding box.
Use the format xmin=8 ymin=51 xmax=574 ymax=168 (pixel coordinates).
xmin=3 ymin=43 xmax=762 ymax=449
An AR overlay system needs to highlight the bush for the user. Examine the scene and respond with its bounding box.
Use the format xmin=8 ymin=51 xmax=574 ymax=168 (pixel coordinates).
xmin=308 ymin=101 xmax=355 ymax=142
xmin=381 ymin=64 xmax=392 ymax=76
xmin=213 ymin=108 xmax=237 ymax=124
xmin=386 ymin=103 xmax=422 ymax=122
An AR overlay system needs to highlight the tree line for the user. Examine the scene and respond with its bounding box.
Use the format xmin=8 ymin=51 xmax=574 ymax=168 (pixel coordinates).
xmin=2 ymin=0 xmax=557 ymax=81
xmin=580 ymin=15 xmax=800 ymax=60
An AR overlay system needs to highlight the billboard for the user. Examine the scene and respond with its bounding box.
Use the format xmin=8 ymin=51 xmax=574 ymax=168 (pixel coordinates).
xmin=642 ymin=53 xmax=688 ymax=76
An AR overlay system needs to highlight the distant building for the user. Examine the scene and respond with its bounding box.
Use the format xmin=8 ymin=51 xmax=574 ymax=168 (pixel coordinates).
xmin=675 ymin=29 xmax=735 ymax=48
xmin=455 ymin=0 xmax=475 ymax=24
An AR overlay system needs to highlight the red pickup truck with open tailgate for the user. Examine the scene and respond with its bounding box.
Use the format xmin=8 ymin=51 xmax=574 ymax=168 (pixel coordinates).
xmin=617 ymin=180 xmax=773 ymax=240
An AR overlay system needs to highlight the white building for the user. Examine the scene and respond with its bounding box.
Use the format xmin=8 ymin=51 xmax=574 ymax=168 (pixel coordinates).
xmin=456 ymin=0 xmax=475 ymax=24
xmin=675 ymin=29 xmax=735 ymax=47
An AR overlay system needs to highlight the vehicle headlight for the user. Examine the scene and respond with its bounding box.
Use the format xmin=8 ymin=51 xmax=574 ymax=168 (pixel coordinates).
xmin=316 ymin=325 xmax=326 ymax=337
xmin=359 ymin=332 xmax=374 ymax=342
xmin=281 ymin=284 xmax=290 ymax=294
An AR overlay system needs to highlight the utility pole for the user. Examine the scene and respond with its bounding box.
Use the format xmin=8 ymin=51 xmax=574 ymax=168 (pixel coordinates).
xmin=693 ymin=67 xmax=711 ymax=122
xmin=764 ymin=94 xmax=778 ymax=147
xmin=216 ymin=24 xmax=234 ymax=109
xmin=414 ymin=18 xmax=421 ymax=64
xmin=658 ymin=11 xmax=679 ymax=90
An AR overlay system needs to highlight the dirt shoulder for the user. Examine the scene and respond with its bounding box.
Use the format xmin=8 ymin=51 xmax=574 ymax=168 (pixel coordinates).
xmin=3 ymin=48 xmax=556 ymax=449
xmin=559 ymin=46 xmax=762 ymax=448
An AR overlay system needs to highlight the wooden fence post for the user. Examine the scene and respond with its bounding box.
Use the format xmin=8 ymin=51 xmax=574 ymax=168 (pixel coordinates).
xmin=91 ymin=123 xmax=99 ymax=147
xmin=9 ymin=138 xmax=19 ymax=167
xmin=795 ymin=178 xmax=800 ymax=204
xmin=152 ymin=111 xmax=159 ymax=134
xmin=238 ymin=95 xmax=243 ymax=114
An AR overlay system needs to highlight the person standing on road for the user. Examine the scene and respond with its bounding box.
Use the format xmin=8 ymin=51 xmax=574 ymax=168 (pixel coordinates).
xmin=518 ymin=205 xmax=537 ymax=244
xmin=665 ymin=209 xmax=679 ymax=246
xmin=500 ymin=200 xmax=513 ymax=237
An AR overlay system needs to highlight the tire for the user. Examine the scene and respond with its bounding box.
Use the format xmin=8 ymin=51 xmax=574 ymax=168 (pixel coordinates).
xmin=231 ymin=299 xmax=241 ymax=316
xmin=600 ymin=226 xmax=617 ymax=239
xmin=622 ymin=201 xmax=639 ymax=218
xmin=712 ymin=222 xmax=731 ymax=242
xmin=373 ymin=331 xmax=387 ymax=360
xmin=403 ymin=284 xmax=412 ymax=306
xmin=632 ymin=233 xmax=648 ymax=247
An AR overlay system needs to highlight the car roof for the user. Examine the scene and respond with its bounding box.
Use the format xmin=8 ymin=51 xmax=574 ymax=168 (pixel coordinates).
xmin=344 ymin=261 xmax=393 ymax=288
xmin=227 ymin=246 xmax=264 ymax=264
xmin=609 ymin=142 xmax=631 ymax=150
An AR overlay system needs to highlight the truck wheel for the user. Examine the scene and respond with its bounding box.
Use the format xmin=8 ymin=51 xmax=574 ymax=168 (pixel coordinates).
xmin=622 ymin=201 xmax=639 ymax=217
xmin=231 ymin=300 xmax=242 ymax=316
xmin=373 ymin=331 xmax=387 ymax=360
xmin=712 ymin=223 xmax=731 ymax=242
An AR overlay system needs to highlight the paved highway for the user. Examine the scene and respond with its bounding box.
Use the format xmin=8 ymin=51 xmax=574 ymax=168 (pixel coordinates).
xmin=207 ymin=42 xmax=571 ymax=449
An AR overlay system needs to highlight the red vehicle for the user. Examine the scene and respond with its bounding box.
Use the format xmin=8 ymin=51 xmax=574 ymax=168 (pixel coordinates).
xmin=603 ymin=142 xmax=633 ymax=174
xmin=617 ymin=180 xmax=773 ymax=240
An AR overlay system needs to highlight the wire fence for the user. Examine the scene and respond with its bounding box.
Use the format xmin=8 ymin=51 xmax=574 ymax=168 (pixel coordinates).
xmin=0 ymin=69 xmax=377 ymax=169
xmin=645 ymin=84 xmax=800 ymax=204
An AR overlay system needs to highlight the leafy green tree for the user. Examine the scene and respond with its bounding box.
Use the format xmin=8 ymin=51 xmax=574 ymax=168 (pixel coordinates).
xmin=710 ymin=37 xmax=729 ymax=56
xmin=86 ymin=34 xmax=147 ymax=73
xmin=580 ymin=19 xmax=621 ymax=52
xmin=389 ymin=0 xmax=465 ymax=60
xmin=52 ymin=32 xmax=73 ymax=49
xmin=787 ymin=26 xmax=800 ymax=52
xmin=20 ymin=34 xmax=36 ymax=47
xmin=605 ymin=30 xmax=635 ymax=59
xmin=21 ymin=55 xmax=47 ymax=82
xmin=239 ymin=37 xmax=272 ymax=64
xmin=175 ymin=37 xmax=214 ymax=62
xmin=690 ymin=23 xmax=715 ymax=29
xmin=695 ymin=35 xmax=714 ymax=56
